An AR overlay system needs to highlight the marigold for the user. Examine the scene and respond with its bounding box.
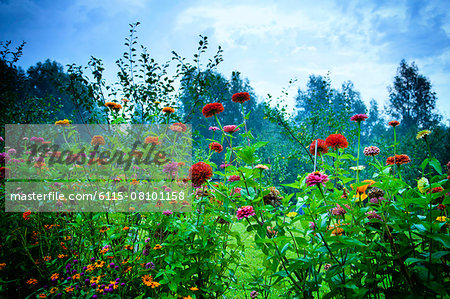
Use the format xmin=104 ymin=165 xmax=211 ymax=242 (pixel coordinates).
xmin=209 ymin=142 xmax=223 ymax=153
xmin=350 ymin=114 xmax=368 ymax=122
xmin=38 ymin=293 xmax=47 ymax=298
xmin=309 ymin=139 xmax=328 ymax=156
xmin=232 ymin=92 xmax=250 ymax=103
xmin=325 ymin=134 xmax=348 ymax=150
xmin=202 ymin=102 xmax=224 ymax=118
xmin=51 ymin=273 xmax=59 ymax=280
xmin=162 ymin=107 xmax=175 ymax=113
xmin=416 ymin=129 xmax=431 ymax=140
xmin=190 ymin=286 xmax=199 ymax=291
xmin=386 ymin=154 xmax=411 ymax=165
xmin=91 ymin=135 xmax=105 ymax=146
xmin=189 ymin=162 xmax=213 ymax=187
xmin=388 ymin=120 xmax=400 ymax=127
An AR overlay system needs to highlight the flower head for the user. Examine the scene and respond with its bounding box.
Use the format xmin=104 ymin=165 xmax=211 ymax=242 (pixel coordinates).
xmin=436 ymin=216 xmax=447 ymax=222
xmin=363 ymin=146 xmax=380 ymax=157
xmin=255 ymin=164 xmax=269 ymax=170
xmin=231 ymin=92 xmax=250 ymax=103
xmin=170 ymin=123 xmax=187 ymax=132
xmin=331 ymin=204 xmax=350 ymax=216
xmin=306 ymin=171 xmax=329 ymax=187
xmin=228 ymin=175 xmax=241 ymax=182
xmin=162 ymin=162 xmax=179 ymax=175
xmin=209 ymin=142 xmax=223 ymax=153
xmin=91 ymin=136 xmax=105 ymax=146
xmin=202 ymin=103 xmax=224 ymax=118
xmin=189 ymin=162 xmax=213 ymax=187
xmin=417 ymin=177 xmax=430 ymax=194
xmin=223 ymin=125 xmax=240 ymax=134
xmin=55 ymin=119 xmax=71 ymax=126
xmin=386 ymin=154 xmax=411 ymax=165
xmin=105 ymin=102 xmax=122 ymax=111
xmin=145 ymin=136 xmax=160 ymax=145
xmin=162 ymin=210 xmax=173 ymax=216
xmin=286 ymin=212 xmax=298 ymax=218
xmin=325 ymin=134 xmax=348 ymax=150
xmin=350 ymin=114 xmax=368 ymax=122
xmin=220 ymin=163 xmax=231 ymax=169
xmin=209 ymin=126 xmax=220 ymax=131
xmin=416 ymin=130 xmax=431 ymax=140
xmin=23 ymin=210 xmax=31 ymax=220
xmin=389 ymin=121 xmax=400 ymax=127
xmin=366 ymin=210 xmax=382 ymax=220
xmin=162 ymin=107 xmax=175 ymax=114
xmin=309 ymin=139 xmax=329 ymax=156
xmin=236 ymin=206 xmax=255 ymax=219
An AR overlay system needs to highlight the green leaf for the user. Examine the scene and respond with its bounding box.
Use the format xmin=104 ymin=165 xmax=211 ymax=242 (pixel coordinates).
xmin=429 ymin=158 xmax=442 ymax=175
xmin=430 ymin=234 xmax=450 ymax=248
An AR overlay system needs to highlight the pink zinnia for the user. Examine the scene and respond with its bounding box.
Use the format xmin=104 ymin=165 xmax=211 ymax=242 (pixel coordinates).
xmin=306 ymin=171 xmax=329 ymax=187
xmin=363 ymin=146 xmax=380 ymax=157
xmin=228 ymin=175 xmax=241 ymax=182
xmin=223 ymin=125 xmax=240 ymax=134
xmin=220 ymin=163 xmax=231 ymax=169
xmin=232 ymin=187 xmax=242 ymax=196
xmin=350 ymin=114 xmax=368 ymax=122
xmin=162 ymin=210 xmax=173 ymax=216
xmin=209 ymin=126 xmax=220 ymax=131
xmin=236 ymin=206 xmax=255 ymax=219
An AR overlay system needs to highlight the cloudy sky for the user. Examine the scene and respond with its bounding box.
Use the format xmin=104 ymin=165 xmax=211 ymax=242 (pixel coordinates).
xmin=1 ymin=0 xmax=449 ymax=118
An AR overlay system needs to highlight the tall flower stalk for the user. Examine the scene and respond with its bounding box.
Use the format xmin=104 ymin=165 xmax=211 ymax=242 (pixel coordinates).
xmin=350 ymin=114 xmax=368 ymax=184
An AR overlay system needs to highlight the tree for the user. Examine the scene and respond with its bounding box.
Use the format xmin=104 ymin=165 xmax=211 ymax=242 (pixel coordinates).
xmin=386 ymin=60 xmax=441 ymax=130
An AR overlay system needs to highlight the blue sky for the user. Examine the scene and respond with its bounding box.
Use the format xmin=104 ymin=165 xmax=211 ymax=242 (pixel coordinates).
xmin=1 ymin=0 xmax=450 ymax=119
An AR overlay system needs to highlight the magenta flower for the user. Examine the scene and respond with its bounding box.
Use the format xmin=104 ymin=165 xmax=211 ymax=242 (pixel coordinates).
xmin=305 ymin=171 xmax=329 ymax=187
xmin=223 ymin=125 xmax=240 ymax=133
xmin=228 ymin=175 xmax=241 ymax=182
xmin=350 ymin=114 xmax=368 ymax=122
xmin=236 ymin=206 xmax=255 ymax=219
xmin=209 ymin=126 xmax=220 ymax=131
xmin=220 ymin=163 xmax=231 ymax=169
xmin=309 ymin=222 xmax=316 ymax=229
xmin=331 ymin=204 xmax=350 ymax=216
xmin=162 ymin=210 xmax=173 ymax=216
xmin=366 ymin=210 xmax=382 ymax=220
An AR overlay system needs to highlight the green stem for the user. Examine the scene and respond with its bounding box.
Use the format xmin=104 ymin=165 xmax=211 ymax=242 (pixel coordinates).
xmin=356 ymin=121 xmax=361 ymax=184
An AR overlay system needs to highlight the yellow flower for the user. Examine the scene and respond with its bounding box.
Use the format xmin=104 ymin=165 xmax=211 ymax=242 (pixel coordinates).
xmin=86 ymin=264 xmax=95 ymax=271
xmin=417 ymin=177 xmax=429 ymax=194
xmin=436 ymin=216 xmax=447 ymax=222
xmin=286 ymin=212 xmax=298 ymax=218
xmin=90 ymin=276 xmax=101 ymax=284
xmin=95 ymin=260 xmax=105 ymax=268
xmin=416 ymin=130 xmax=431 ymax=139
xmin=49 ymin=287 xmax=58 ymax=294
xmin=55 ymin=119 xmax=70 ymax=126
xmin=153 ymin=244 xmax=162 ymax=250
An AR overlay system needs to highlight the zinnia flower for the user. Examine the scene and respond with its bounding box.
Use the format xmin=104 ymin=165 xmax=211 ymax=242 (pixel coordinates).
xmin=162 ymin=107 xmax=175 ymax=113
xmin=350 ymin=114 xmax=368 ymax=122
xmin=417 ymin=177 xmax=429 ymax=194
xmin=55 ymin=119 xmax=70 ymax=126
xmin=366 ymin=211 xmax=382 ymax=220
xmin=202 ymin=102 xmax=224 ymax=118
xmin=386 ymin=154 xmax=411 ymax=165
xmin=223 ymin=125 xmax=240 ymax=133
xmin=388 ymin=121 xmax=400 ymax=127
xmin=325 ymin=134 xmax=348 ymax=150
xmin=105 ymin=102 xmax=122 ymax=110
xmin=209 ymin=142 xmax=223 ymax=153
xmin=309 ymin=139 xmax=328 ymax=156
xmin=416 ymin=129 xmax=431 ymax=140
xmin=305 ymin=171 xmax=329 ymax=187
xmin=170 ymin=123 xmax=187 ymax=132
xmin=231 ymin=92 xmax=250 ymax=103
xmin=145 ymin=136 xmax=160 ymax=145
xmin=331 ymin=204 xmax=350 ymax=216
xmin=228 ymin=175 xmax=241 ymax=182
xmin=255 ymin=164 xmax=269 ymax=170
xmin=209 ymin=126 xmax=220 ymax=131
xmin=236 ymin=206 xmax=255 ymax=219
xmin=220 ymin=163 xmax=231 ymax=168
xmin=363 ymin=146 xmax=380 ymax=157
xmin=189 ymin=162 xmax=213 ymax=187
xmin=91 ymin=135 xmax=105 ymax=146
xmin=436 ymin=216 xmax=447 ymax=222
xmin=23 ymin=210 xmax=31 ymax=220
xmin=162 ymin=210 xmax=173 ymax=216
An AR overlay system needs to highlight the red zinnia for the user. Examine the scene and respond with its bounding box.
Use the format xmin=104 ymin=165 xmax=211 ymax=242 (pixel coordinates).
xmin=388 ymin=121 xmax=400 ymax=127
xmin=231 ymin=92 xmax=250 ymax=103
xmin=170 ymin=122 xmax=187 ymax=132
xmin=23 ymin=210 xmax=31 ymax=220
xmin=386 ymin=154 xmax=411 ymax=165
xmin=309 ymin=139 xmax=328 ymax=156
xmin=350 ymin=114 xmax=368 ymax=122
xmin=189 ymin=162 xmax=213 ymax=187
xmin=325 ymin=134 xmax=348 ymax=150
xmin=202 ymin=103 xmax=224 ymax=118
xmin=209 ymin=142 xmax=223 ymax=153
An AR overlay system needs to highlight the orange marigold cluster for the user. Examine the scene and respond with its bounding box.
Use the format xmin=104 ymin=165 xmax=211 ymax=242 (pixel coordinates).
xmin=386 ymin=154 xmax=411 ymax=165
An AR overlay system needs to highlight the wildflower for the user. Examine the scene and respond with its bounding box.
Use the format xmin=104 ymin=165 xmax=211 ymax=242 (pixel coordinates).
xmin=43 ymin=256 xmax=51 ymax=262
xmin=220 ymin=163 xmax=231 ymax=168
xmin=228 ymin=175 xmax=241 ymax=182
xmin=331 ymin=204 xmax=350 ymax=216
xmin=417 ymin=177 xmax=430 ymax=194
xmin=65 ymin=286 xmax=74 ymax=293
xmin=350 ymin=114 xmax=368 ymax=122
xmin=95 ymin=260 xmax=105 ymax=268
xmin=145 ymin=262 xmax=155 ymax=269
xmin=23 ymin=210 xmax=31 ymax=220
xmin=91 ymin=135 xmax=105 ymax=146
xmin=363 ymin=146 xmax=380 ymax=157
xmin=202 ymin=102 xmax=224 ymax=118
xmin=144 ymin=136 xmax=160 ymax=145
xmin=287 ymin=212 xmax=298 ymax=218
xmin=309 ymin=139 xmax=328 ymax=156
xmin=50 ymin=287 xmax=58 ymax=294
xmin=366 ymin=211 xmax=382 ymax=220
xmin=153 ymin=244 xmax=162 ymax=250
xmin=386 ymin=154 xmax=411 ymax=165
xmin=50 ymin=273 xmax=59 ymax=281
xmin=190 ymin=286 xmax=199 ymax=291
xmin=209 ymin=126 xmax=220 ymax=131
xmin=27 ymin=278 xmax=38 ymax=285
xmin=416 ymin=130 xmax=431 ymax=140
xmin=124 ymin=245 xmax=133 ymax=251
xmin=100 ymin=227 xmax=109 ymax=233
xmin=105 ymin=102 xmax=122 ymax=110
xmin=170 ymin=122 xmax=187 ymax=132
xmin=162 ymin=107 xmax=175 ymax=113
xmin=328 ymin=224 xmax=344 ymax=236
xmin=429 ymin=186 xmax=444 ymax=194
xmin=305 ymin=171 xmax=329 ymax=187
xmin=388 ymin=121 xmax=400 ymax=127
xmin=255 ymin=164 xmax=269 ymax=170
xmin=162 ymin=210 xmax=173 ymax=216
xmin=223 ymin=125 xmax=240 ymax=133
xmin=232 ymin=92 xmax=250 ymax=103
xmin=209 ymin=142 xmax=223 ymax=153
xmin=58 ymin=254 xmax=67 ymax=259
xmin=236 ymin=206 xmax=255 ymax=219
xmin=189 ymin=162 xmax=213 ymax=187
xmin=55 ymin=119 xmax=70 ymax=126
xmin=351 ymin=180 xmax=374 ymax=201
xmin=325 ymin=134 xmax=348 ymax=150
